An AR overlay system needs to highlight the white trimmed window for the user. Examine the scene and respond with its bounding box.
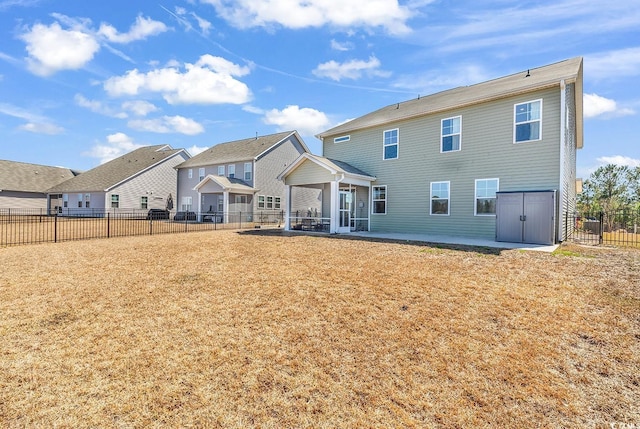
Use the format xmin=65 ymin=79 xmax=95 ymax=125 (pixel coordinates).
xmin=258 ymin=195 xmax=265 ymax=209
xmin=199 ymin=168 xmax=205 ymax=181
xmin=77 ymin=193 xmax=83 ymax=208
xmin=274 ymin=197 xmax=281 ymax=209
xmin=141 ymin=196 xmax=148 ymax=209
xmin=266 ymin=196 xmax=273 ymax=209
xmin=181 ymin=196 xmax=192 ymax=211
xmin=430 ymin=181 xmax=450 ymax=215
xmin=111 ymin=194 xmax=120 ymax=209
xmin=188 ymin=169 xmax=193 ymax=179
xmin=383 ymin=129 xmax=398 ymax=160
xmin=217 ymin=166 xmax=225 ymax=176
xmin=441 ymin=116 xmax=461 ymax=152
xmin=228 ymin=164 xmax=235 ymax=178
xmin=514 ymin=99 xmax=542 ymax=143
xmin=244 ymin=162 xmax=252 ymax=181
xmin=84 ymin=194 xmax=90 ymax=208
xmin=475 ymin=179 xmax=499 ymax=216
xmin=63 ymin=194 xmax=68 ymax=208
xmin=334 ymin=135 xmax=350 ymax=143
xmin=372 ymin=185 xmax=387 ymax=214
xmin=217 ymin=198 xmax=224 ymax=212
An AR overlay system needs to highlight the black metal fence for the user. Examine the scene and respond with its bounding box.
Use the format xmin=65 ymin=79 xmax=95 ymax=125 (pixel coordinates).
xmin=0 ymin=208 xmax=284 ymax=247
xmin=564 ymin=209 xmax=640 ymax=247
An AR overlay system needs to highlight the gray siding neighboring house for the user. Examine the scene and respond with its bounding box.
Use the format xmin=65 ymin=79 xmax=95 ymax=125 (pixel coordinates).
xmin=0 ymin=160 xmax=78 ymax=210
xmin=281 ymin=57 xmax=583 ymax=243
xmin=175 ymin=130 xmax=317 ymax=222
xmin=47 ymin=145 xmax=190 ymax=215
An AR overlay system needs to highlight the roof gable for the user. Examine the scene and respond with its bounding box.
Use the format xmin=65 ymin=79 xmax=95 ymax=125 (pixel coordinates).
xmin=47 ymin=145 xmax=187 ymax=193
xmin=0 ymin=160 xmax=77 ymax=193
xmin=176 ymin=130 xmax=308 ymax=169
xmin=318 ymin=57 xmax=583 ymax=141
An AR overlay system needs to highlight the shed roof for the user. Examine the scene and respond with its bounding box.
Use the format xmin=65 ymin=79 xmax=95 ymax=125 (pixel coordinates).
xmin=0 ymin=160 xmax=78 ymax=193
xmin=47 ymin=145 xmax=186 ymax=193
xmin=177 ymin=130 xmax=307 ymax=169
xmin=318 ymin=57 xmax=583 ymax=148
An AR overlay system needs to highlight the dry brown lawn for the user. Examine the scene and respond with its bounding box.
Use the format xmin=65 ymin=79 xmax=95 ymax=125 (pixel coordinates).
xmin=1 ymin=230 xmax=638 ymax=428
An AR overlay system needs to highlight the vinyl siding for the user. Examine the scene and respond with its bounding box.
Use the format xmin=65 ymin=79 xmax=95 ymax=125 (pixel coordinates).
xmin=285 ymin=161 xmax=335 ymax=186
xmin=0 ymin=191 xmax=47 ymax=210
xmin=107 ymin=152 xmax=187 ymax=210
xmin=323 ymin=87 xmax=563 ymax=239
xmin=560 ymin=83 xmax=578 ymax=240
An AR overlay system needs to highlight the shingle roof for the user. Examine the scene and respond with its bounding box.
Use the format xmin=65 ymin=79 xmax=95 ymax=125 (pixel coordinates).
xmin=318 ymin=57 xmax=584 ymax=141
xmin=0 ymin=160 xmax=78 ymax=193
xmin=47 ymin=145 xmax=186 ymax=193
xmin=194 ymin=175 xmax=258 ymax=194
xmin=177 ymin=131 xmax=306 ymax=168
xmin=278 ymin=153 xmax=376 ymax=181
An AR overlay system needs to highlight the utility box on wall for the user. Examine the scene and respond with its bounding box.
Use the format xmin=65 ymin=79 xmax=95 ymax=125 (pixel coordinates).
xmin=496 ymin=191 xmax=556 ymax=245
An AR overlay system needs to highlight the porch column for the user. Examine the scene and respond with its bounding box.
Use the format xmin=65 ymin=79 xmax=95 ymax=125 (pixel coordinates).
xmin=284 ymin=185 xmax=291 ymax=231
xmin=223 ymin=190 xmax=229 ymax=223
xmin=329 ymin=180 xmax=338 ymax=234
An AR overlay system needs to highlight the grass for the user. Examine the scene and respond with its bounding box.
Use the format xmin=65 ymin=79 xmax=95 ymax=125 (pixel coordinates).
xmin=1 ymin=230 xmax=639 ymax=428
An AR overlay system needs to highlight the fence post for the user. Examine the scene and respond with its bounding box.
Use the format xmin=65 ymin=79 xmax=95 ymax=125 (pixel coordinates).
xmin=599 ymin=211 xmax=604 ymax=245
xmin=149 ymin=218 xmax=153 ymax=236
xmin=54 ymin=211 xmax=58 ymax=243
xmin=107 ymin=212 xmax=111 ymax=238
xmin=239 ymin=211 xmax=242 ymax=229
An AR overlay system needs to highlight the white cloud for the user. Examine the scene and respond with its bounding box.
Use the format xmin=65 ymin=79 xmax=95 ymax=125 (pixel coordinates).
xmin=128 ymin=115 xmax=205 ymax=135
xmin=84 ymin=132 xmax=143 ymax=164
xmin=312 ymin=55 xmax=390 ymax=81
xmin=597 ymin=156 xmax=640 ymax=168
xmin=20 ymin=22 xmax=100 ymax=76
xmin=104 ymin=55 xmax=252 ymax=105
xmin=585 ymin=47 xmax=640 ymax=80
xmin=584 ymin=93 xmax=635 ymax=118
xmin=187 ymin=145 xmax=209 ymax=156
xmin=330 ymin=39 xmax=353 ymax=51
xmin=98 ymin=15 xmax=168 ymax=43
xmin=242 ymin=105 xmax=265 ymax=115
xmin=18 ymin=122 xmax=64 ymax=134
xmin=75 ymin=94 xmax=127 ymax=118
xmin=263 ymin=105 xmax=330 ymax=136
xmin=200 ymin=0 xmax=413 ymax=35
xmin=121 ymin=100 xmax=158 ymax=116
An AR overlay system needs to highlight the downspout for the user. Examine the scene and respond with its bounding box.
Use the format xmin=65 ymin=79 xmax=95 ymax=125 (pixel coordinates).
xmin=558 ymin=80 xmax=567 ymax=242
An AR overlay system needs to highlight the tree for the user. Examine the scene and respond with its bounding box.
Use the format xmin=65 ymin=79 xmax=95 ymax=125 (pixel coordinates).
xmin=577 ymin=164 xmax=629 ymax=214
xmin=626 ymin=166 xmax=640 ymax=209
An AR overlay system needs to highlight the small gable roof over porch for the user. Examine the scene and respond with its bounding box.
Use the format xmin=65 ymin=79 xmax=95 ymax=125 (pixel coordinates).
xmin=194 ymin=175 xmax=258 ymax=194
xmin=279 ymin=153 xmax=376 ymax=187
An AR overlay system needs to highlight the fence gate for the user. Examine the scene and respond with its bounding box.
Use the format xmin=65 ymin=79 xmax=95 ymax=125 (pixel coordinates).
xmin=496 ymin=191 xmax=556 ymax=245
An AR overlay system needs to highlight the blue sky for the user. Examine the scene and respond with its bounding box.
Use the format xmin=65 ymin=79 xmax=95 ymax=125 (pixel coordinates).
xmin=1 ymin=0 xmax=639 ymax=179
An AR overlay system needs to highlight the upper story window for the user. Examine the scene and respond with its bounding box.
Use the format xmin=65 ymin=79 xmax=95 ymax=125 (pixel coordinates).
xmin=372 ymin=185 xmax=387 ymax=214
xmin=217 ymin=166 xmax=225 ymax=176
xmin=430 ymin=181 xmax=450 ymax=216
xmin=441 ymin=116 xmax=461 ymax=152
xmin=514 ymin=99 xmax=542 ymax=143
xmin=383 ymin=128 xmax=398 ymax=160
xmin=244 ymin=162 xmax=252 ymax=181
xmin=198 ymin=167 xmax=205 ymax=181
xmin=188 ymin=169 xmax=193 ymax=179
xmin=228 ymin=164 xmax=235 ymax=178
xmin=334 ymin=135 xmax=350 ymax=143
xmin=475 ymin=179 xmax=499 ymax=216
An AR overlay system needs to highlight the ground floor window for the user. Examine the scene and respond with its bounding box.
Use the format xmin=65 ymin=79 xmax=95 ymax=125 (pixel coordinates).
xmin=111 ymin=194 xmax=120 ymax=209
xmin=181 ymin=196 xmax=192 ymax=211
xmin=141 ymin=196 xmax=148 ymax=209
xmin=372 ymin=185 xmax=387 ymax=214
xmin=275 ymin=197 xmax=281 ymax=209
xmin=266 ymin=196 xmax=274 ymax=209
xmin=258 ymin=195 xmax=265 ymax=209
xmin=475 ymin=178 xmax=499 ymax=215
xmin=430 ymin=181 xmax=450 ymax=215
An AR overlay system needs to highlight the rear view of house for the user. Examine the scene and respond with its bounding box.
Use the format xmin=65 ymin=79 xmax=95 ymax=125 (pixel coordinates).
xmin=0 ymin=160 xmax=78 ymax=210
xmin=176 ymin=130 xmax=319 ymax=223
xmin=47 ymin=145 xmax=190 ymax=215
xmin=281 ymin=57 xmax=583 ymax=244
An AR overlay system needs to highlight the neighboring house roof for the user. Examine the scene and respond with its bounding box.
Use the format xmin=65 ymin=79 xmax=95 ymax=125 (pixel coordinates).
xmin=278 ymin=153 xmax=376 ymax=182
xmin=176 ymin=130 xmax=309 ymax=169
xmin=194 ymin=175 xmax=258 ymax=194
xmin=0 ymin=160 xmax=78 ymax=193
xmin=318 ymin=57 xmax=584 ymax=148
xmin=47 ymin=145 xmax=188 ymax=193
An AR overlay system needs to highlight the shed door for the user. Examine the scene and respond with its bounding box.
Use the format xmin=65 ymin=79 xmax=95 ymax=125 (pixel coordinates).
xmin=523 ymin=192 xmax=555 ymax=245
xmin=496 ymin=193 xmax=524 ymax=243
